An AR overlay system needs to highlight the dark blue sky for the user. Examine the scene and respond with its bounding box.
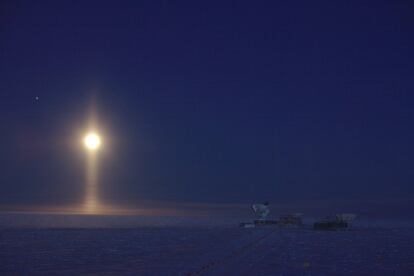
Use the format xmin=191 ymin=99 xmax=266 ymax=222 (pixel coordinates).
xmin=1 ymin=0 xmax=414 ymax=209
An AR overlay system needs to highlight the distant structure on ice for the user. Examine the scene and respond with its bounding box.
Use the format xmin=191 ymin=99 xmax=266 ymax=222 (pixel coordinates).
xmin=314 ymin=213 xmax=356 ymax=230
xmin=240 ymin=202 xmax=303 ymax=227
xmin=241 ymin=203 xmax=356 ymax=230
xmin=278 ymin=213 xmax=303 ymax=227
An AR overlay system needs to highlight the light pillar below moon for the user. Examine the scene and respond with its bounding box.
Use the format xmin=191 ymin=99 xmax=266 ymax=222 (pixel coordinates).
xmin=84 ymin=132 xmax=101 ymax=213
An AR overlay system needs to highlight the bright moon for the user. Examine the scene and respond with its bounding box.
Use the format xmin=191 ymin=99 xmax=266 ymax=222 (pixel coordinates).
xmin=84 ymin=133 xmax=101 ymax=150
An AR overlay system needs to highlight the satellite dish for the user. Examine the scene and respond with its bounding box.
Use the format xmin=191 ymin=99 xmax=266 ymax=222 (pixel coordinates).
xmin=252 ymin=202 xmax=270 ymax=220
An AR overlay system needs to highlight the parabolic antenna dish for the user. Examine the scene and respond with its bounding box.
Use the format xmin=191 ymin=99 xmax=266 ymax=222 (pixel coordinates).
xmin=252 ymin=202 xmax=270 ymax=219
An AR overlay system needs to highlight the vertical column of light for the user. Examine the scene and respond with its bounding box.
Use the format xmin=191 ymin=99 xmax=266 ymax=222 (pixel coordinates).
xmin=84 ymin=132 xmax=101 ymax=213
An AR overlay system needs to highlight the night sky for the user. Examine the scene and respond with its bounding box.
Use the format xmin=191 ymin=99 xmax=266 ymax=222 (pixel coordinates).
xmin=1 ymin=1 xmax=413 ymax=213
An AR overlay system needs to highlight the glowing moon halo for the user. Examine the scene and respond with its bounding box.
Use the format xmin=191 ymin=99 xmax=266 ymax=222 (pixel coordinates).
xmin=84 ymin=132 xmax=101 ymax=150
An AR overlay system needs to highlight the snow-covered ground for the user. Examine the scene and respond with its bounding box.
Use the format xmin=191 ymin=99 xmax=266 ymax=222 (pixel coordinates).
xmin=1 ymin=214 xmax=413 ymax=275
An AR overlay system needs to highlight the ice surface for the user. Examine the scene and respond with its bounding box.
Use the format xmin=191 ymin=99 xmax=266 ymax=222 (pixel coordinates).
xmin=1 ymin=214 xmax=414 ymax=275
